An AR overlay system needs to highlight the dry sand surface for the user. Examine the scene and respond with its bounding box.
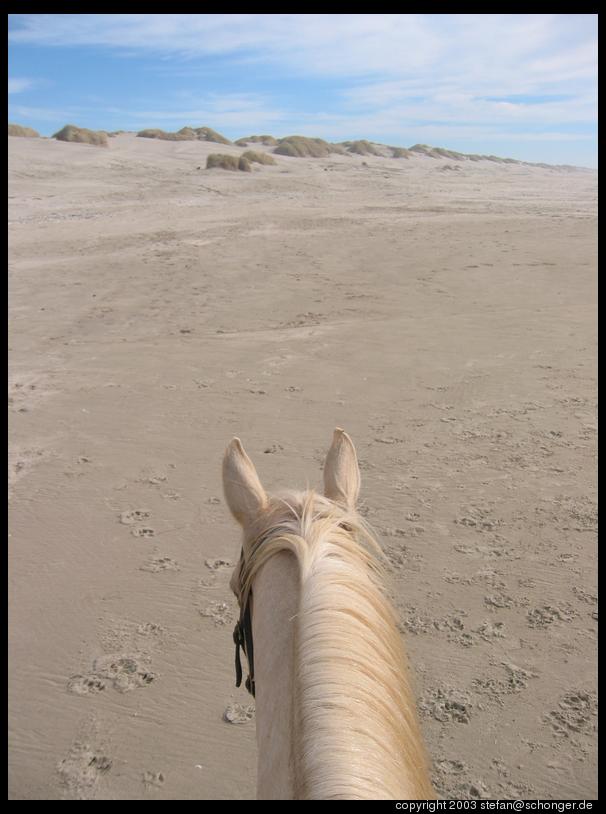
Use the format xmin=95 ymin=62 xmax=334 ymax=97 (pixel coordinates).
xmin=8 ymin=134 xmax=597 ymax=800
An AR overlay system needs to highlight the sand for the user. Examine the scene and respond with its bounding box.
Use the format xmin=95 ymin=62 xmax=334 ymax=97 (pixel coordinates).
xmin=8 ymin=134 xmax=597 ymax=800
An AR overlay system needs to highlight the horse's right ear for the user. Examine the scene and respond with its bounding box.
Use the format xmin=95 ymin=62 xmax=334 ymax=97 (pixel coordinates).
xmin=223 ymin=438 xmax=268 ymax=526
xmin=323 ymin=428 xmax=361 ymax=509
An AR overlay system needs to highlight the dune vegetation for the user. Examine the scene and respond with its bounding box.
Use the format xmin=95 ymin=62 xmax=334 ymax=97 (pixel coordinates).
xmin=390 ymin=147 xmax=411 ymax=158
xmin=235 ymin=135 xmax=278 ymax=147
xmin=137 ymin=126 xmax=231 ymax=144
xmin=52 ymin=124 xmax=108 ymax=147
xmin=341 ymin=140 xmax=383 ymax=156
xmin=12 ymin=120 xmax=562 ymax=169
xmin=206 ymin=153 xmax=252 ymax=172
xmin=241 ymin=150 xmax=276 ymax=165
xmin=8 ymin=123 xmax=40 ymax=138
xmin=273 ymin=136 xmax=340 ymax=158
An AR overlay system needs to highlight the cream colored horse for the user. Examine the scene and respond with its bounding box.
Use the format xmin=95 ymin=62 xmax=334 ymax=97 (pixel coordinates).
xmin=223 ymin=428 xmax=435 ymax=800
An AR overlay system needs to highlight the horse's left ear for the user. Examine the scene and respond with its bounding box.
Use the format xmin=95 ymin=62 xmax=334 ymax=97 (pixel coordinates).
xmin=223 ymin=438 xmax=268 ymax=526
xmin=323 ymin=428 xmax=361 ymax=508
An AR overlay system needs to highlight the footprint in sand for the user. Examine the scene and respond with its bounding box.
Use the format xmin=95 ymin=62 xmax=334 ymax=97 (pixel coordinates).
xmin=433 ymin=759 xmax=491 ymax=800
xmin=9 ymin=377 xmax=52 ymax=414
xmin=472 ymin=662 xmax=538 ymax=703
xmin=526 ymin=604 xmax=575 ymax=628
xmin=461 ymin=781 xmax=492 ymax=800
xmin=384 ymin=544 xmax=423 ymax=572
xmin=9 ymin=446 xmax=47 ymax=492
xmin=68 ymin=655 xmax=156 ymax=695
xmin=434 ymin=758 xmax=468 ymax=778
xmin=140 ymin=556 xmax=180 ymax=572
xmin=546 ymin=690 xmax=597 ymax=738
xmin=474 ymin=621 xmax=506 ymax=642
xmin=419 ymin=686 xmax=473 ymax=724
xmin=434 ymin=613 xmax=477 ymax=647
xmin=571 ymin=586 xmax=597 ymax=612
xmin=143 ymin=770 xmax=165 ymax=787
xmin=136 ymin=622 xmax=165 ymax=637
xmin=162 ymin=489 xmax=181 ymax=500
xmin=197 ymin=559 xmax=233 ymax=588
xmin=204 ymin=558 xmax=233 ymax=571
xmin=58 ymin=743 xmax=112 ymax=799
xmin=67 ymin=675 xmax=107 ymax=696
xmin=223 ymin=702 xmax=255 ymax=725
xmin=484 ymin=593 xmax=518 ymax=609
xmin=199 ymin=601 xmax=234 ymax=626
xmin=131 ymin=527 xmax=156 ymax=538
xmin=119 ymin=509 xmax=150 ymax=525
xmin=91 ymin=654 xmax=156 ymax=693
xmin=137 ymin=471 xmax=168 ymax=486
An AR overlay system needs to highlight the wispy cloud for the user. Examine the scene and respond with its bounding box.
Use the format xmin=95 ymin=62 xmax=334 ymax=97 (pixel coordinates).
xmin=342 ymin=85 xmax=597 ymax=128
xmin=8 ymin=77 xmax=36 ymax=94
xmin=8 ymin=14 xmax=596 ymax=82
xmin=9 ymin=103 xmax=95 ymax=123
xmin=8 ymin=14 xmax=440 ymax=75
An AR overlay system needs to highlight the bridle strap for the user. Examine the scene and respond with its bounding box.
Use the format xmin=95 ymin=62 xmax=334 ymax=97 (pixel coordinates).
xmin=232 ymin=550 xmax=255 ymax=697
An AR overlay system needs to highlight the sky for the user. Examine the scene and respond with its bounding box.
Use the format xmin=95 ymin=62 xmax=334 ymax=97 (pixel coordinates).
xmin=8 ymin=14 xmax=598 ymax=167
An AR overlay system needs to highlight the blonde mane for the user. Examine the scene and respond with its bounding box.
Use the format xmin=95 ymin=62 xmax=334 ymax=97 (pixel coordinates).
xmin=234 ymin=489 xmax=434 ymax=800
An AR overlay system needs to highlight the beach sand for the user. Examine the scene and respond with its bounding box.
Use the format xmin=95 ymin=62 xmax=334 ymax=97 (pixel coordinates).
xmin=8 ymin=134 xmax=597 ymax=800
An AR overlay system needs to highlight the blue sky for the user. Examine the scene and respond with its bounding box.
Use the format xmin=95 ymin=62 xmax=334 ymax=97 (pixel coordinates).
xmin=8 ymin=14 xmax=598 ymax=167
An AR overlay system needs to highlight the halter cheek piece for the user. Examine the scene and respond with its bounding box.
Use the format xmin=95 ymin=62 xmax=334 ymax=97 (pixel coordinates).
xmin=232 ymin=548 xmax=255 ymax=697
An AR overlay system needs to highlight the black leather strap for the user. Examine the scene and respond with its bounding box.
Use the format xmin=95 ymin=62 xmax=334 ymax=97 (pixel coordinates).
xmin=233 ymin=587 xmax=255 ymax=697
xmin=242 ymin=599 xmax=255 ymax=697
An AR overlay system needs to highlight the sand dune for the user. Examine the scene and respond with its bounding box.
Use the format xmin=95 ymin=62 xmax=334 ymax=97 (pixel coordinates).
xmin=8 ymin=133 xmax=597 ymax=800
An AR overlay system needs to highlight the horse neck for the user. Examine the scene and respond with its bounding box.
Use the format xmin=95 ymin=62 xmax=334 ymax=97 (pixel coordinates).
xmin=251 ymin=550 xmax=300 ymax=799
xmin=294 ymin=541 xmax=434 ymax=800
xmin=249 ymin=531 xmax=434 ymax=800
